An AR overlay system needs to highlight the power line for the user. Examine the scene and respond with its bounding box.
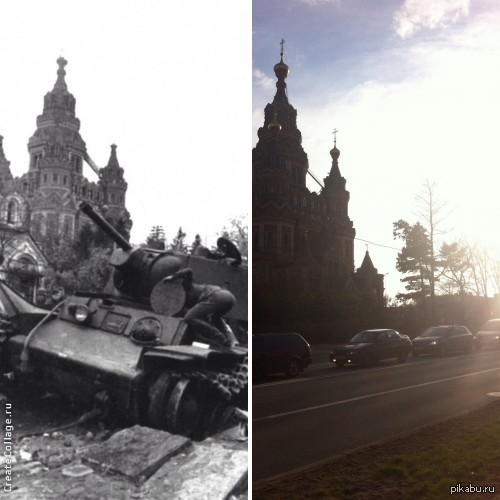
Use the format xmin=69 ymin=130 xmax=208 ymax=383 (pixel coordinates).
xmin=355 ymin=237 xmax=399 ymax=251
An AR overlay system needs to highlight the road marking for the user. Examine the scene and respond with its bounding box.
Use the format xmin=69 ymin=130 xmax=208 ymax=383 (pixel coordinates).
xmin=253 ymin=366 xmax=500 ymax=422
xmin=254 ymin=359 xmax=431 ymax=388
xmin=254 ymin=352 xmax=494 ymax=388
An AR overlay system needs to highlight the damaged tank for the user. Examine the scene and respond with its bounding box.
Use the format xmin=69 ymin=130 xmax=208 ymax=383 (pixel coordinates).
xmin=0 ymin=202 xmax=248 ymax=440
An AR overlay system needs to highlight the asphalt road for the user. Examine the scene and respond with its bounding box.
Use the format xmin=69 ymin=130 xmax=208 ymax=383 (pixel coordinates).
xmin=252 ymin=348 xmax=500 ymax=482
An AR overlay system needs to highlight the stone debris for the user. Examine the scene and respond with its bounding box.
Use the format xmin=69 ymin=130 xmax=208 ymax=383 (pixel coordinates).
xmin=81 ymin=425 xmax=191 ymax=482
xmin=19 ymin=449 xmax=32 ymax=461
xmin=145 ymin=438 xmax=247 ymax=499
xmin=61 ymin=463 xmax=94 ymax=478
xmin=6 ymin=423 xmax=247 ymax=499
xmin=14 ymin=461 xmax=46 ymax=475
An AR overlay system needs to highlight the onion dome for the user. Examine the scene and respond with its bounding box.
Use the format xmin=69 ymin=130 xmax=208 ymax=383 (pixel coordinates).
xmin=330 ymin=129 xmax=340 ymax=160
xmin=274 ymin=55 xmax=289 ymax=80
xmin=267 ymin=111 xmax=282 ymax=133
xmin=53 ymin=56 xmax=68 ymax=91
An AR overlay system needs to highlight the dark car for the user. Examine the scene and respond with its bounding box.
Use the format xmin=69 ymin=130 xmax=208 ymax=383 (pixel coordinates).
xmin=475 ymin=319 xmax=500 ymax=350
xmin=412 ymin=325 xmax=474 ymax=357
xmin=252 ymin=333 xmax=312 ymax=378
xmin=329 ymin=329 xmax=412 ymax=368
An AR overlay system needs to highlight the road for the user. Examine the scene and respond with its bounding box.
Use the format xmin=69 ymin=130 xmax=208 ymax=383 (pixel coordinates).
xmin=252 ymin=348 xmax=500 ymax=482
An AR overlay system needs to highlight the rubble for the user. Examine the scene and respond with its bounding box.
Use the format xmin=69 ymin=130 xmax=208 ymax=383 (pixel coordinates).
xmin=81 ymin=426 xmax=191 ymax=482
xmin=6 ymin=422 xmax=247 ymax=499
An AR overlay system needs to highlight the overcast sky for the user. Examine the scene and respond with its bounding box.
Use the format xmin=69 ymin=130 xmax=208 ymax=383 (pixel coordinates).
xmin=253 ymin=0 xmax=500 ymax=299
xmin=0 ymin=0 xmax=250 ymax=249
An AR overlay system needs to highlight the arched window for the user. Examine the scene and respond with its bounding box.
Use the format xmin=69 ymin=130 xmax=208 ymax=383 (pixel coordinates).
xmin=7 ymin=200 xmax=17 ymax=224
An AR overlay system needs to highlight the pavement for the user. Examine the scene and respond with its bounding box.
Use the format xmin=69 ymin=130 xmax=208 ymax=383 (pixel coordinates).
xmin=253 ymin=348 xmax=500 ymax=481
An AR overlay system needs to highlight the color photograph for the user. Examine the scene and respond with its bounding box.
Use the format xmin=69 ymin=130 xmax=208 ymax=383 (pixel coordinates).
xmin=253 ymin=1 xmax=500 ymax=497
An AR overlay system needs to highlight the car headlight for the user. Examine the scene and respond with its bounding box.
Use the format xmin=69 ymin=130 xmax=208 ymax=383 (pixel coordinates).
xmin=429 ymin=341 xmax=438 ymax=346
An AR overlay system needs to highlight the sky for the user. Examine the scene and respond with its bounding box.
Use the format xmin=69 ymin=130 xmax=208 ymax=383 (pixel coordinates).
xmin=253 ymin=0 xmax=500 ymax=299
xmin=0 ymin=0 xmax=251 ymax=249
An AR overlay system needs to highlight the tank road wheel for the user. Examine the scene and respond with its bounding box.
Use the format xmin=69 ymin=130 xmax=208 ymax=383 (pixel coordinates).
xmin=165 ymin=377 xmax=226 ymax=440
xmin=148 ymin=372 xmax=178 ymax=430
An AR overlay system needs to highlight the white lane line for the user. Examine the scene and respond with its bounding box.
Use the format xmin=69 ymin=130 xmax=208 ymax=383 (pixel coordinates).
xmin=254 ymin=352 xmax=495 ymax=389
xmin=254 ymin=360 xmax=425 ymax=388
xmin=253 ymin=366 xmax=500 ymax=422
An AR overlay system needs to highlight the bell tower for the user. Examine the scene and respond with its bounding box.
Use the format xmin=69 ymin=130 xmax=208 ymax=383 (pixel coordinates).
xmin=19 ymin=57 xmax=131 ymax=244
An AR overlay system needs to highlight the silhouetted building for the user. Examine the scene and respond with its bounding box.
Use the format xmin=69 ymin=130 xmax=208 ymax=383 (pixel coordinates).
xmin=253 ymin=43 xmax=384 ymax=321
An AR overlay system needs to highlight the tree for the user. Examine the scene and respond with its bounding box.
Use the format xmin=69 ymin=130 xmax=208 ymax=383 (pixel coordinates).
xmin=414 ymin=180 xmax=449 ymax=320
xmin=41 ymin=212 xmax=128 ymax=294
xmin=438 ymin=241 xmax=470 ymax=297
xmin=393 ymin=220 xmax=433 ymax=304
xmin=219 ymin=215 xmax=248 ymax=261
xmin=393 ymin=181 xmax=449 ymax=320
xmin=490 ymin=256 xmax=500 ymax=295
xmin=169 ymin=227 xmax=187 ymax=253
xmin=146 ymin=225 xmax=166 ymax=250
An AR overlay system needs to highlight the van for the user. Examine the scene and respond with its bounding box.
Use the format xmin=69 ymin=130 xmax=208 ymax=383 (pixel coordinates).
xmin=252 ymin=333 xmax=312 ymax=378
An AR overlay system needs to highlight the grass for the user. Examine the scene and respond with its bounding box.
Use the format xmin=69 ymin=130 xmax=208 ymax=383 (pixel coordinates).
xmin=253 ymin=399 xmax=500 ymax=499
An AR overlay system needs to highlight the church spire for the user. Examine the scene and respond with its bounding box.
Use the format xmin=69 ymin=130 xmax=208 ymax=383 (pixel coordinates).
xmin=358 ymin=249 xmax=378 ymax=274
xmin=0 ymin=136 xmax=8 ymax=165
xmin=53 ymin=56 xmax=68 ymax=92
xmin=273 ymin=38 xmax=290 ymax=104
xmin=37 ymin=57 xmax=79 ymax=129
xmin=323 ymin=129 xmax=345 ymax=191
xmin=0 ymin=136 xmax=14 ymax=185
xmin=328 ymin=128 xmax=341 ymax=179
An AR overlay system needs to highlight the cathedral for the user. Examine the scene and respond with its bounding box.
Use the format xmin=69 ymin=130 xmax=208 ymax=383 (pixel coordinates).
xmin=0 ymin=57 xmax=131 ymax=298
xmin=253 ymin=44 xmax=384 ymax=324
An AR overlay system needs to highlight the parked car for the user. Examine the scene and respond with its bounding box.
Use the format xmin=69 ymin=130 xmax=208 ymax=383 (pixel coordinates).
xmin=412 ymin=325 xmax=475 ymax=356
xmin=475 ymin=319 xmax=500 ymax=350
xmin=329 ymin=329 xmax=412 ymax=368
xmin=252 ymin=333 xmax=312 ymax=378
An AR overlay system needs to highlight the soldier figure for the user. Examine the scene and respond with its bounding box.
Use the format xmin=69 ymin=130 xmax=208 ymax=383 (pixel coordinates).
xmin=164 ymin=267 xmax=237 ymax=347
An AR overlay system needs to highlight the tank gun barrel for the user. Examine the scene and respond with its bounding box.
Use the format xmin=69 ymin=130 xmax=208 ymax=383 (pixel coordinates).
xmin=79 ymin=202 xmax=132 ymax=251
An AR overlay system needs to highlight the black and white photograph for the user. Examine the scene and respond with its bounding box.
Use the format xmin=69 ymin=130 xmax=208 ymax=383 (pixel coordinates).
xmin=0 ymin=1 xmax=249 ymax=498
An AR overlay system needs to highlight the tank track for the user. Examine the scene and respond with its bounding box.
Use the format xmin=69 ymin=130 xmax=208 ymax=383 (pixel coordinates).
xmin=192 ymin=355 xmax=248 ymax=401
xmin=172 ymin=355 xmax=248 ymax=403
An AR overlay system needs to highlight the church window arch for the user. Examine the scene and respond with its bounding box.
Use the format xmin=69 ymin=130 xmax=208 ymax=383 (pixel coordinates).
xmin=7 ymin=200 xmax=18 ymax=224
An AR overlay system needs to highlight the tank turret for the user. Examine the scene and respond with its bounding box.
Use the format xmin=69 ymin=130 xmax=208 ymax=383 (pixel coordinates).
xmin=78 ymin=201 xmax=247 ymax=323
xmin=80 ymin=202 xmax=184 ymax=300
